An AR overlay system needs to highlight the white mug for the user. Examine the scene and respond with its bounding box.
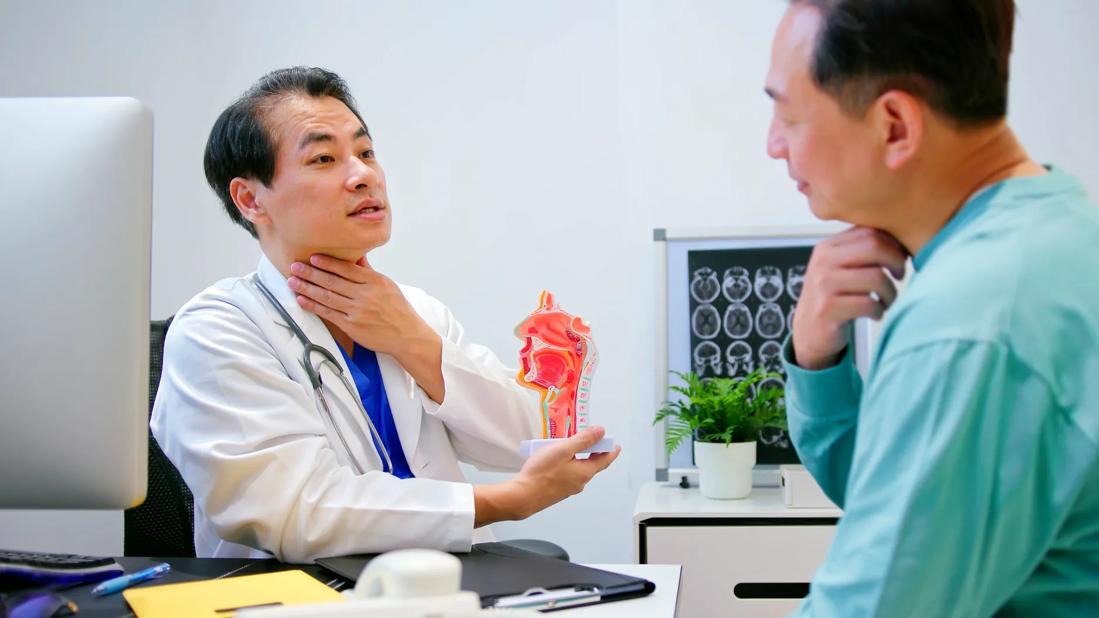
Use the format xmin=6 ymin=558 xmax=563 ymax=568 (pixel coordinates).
xmin=352 ymin=549 xmax=462 ymax=599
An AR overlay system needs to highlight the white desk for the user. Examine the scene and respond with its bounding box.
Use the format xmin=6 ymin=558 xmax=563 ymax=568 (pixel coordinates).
xmin=634 ymin=482 xmax=841 ymax=617
xmin=566 ymin=563 xmax=680 ymax=617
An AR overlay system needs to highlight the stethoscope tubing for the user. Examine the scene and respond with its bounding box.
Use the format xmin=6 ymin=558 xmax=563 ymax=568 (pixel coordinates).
xmin=254 ymin=277 xmax=395 ymax=475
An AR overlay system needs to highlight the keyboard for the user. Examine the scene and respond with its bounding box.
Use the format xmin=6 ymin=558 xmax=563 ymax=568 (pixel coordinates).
xmin=0 ymin=549 xmax=124 ymax=586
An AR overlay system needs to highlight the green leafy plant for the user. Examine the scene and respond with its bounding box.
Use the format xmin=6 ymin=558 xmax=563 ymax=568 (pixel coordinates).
xmin=654 ymin=368 xmax=787 ymax=454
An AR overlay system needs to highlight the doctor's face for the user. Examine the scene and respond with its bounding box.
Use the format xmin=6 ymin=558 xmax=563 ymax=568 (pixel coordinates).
xmin=764 ymin=4 xmax=885 ymax=225
xmin=250 ymin=95 xmax=392 ymax=261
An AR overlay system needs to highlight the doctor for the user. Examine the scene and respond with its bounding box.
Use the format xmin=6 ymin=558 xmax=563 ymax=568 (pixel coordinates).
xmin=151 ymin=66 xmax=619 ymax=563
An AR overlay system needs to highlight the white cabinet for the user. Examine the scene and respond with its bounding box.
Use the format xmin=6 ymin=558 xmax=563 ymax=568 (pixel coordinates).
xmin=634 ymin=482 xmax=841 ymax=618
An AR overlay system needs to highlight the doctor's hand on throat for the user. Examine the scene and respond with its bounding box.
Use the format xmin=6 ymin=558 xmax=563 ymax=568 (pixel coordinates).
xmin=288 ymin=253 xmax=446 ymax=403
xmin=792 ymin=227 xmax=908 ymax=370
xmin=472 ymin=427 xmax=621 ymax=528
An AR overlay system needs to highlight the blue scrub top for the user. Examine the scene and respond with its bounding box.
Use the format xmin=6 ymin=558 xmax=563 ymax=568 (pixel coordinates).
xmin=339 ymin=344 xmax=415 ymax=479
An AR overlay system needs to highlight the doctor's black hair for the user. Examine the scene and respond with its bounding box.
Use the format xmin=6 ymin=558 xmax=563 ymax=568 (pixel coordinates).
xmin=203 ymin=66 xmax=371 ymax=239
xmin=791 ymin=0 xmax=1016 ymax=126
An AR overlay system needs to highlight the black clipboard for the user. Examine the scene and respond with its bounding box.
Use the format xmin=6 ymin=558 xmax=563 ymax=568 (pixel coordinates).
xmin=316 ymin=542 xmax=655 ymax=611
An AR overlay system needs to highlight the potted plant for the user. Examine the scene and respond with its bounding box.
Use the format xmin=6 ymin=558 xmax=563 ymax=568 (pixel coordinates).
xmin=655 ymin=368 xmax=787 ymax=499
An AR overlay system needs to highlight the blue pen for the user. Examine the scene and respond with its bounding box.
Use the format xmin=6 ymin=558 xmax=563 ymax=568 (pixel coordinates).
xmin=91 ymin=562 xmax=171 ymax=596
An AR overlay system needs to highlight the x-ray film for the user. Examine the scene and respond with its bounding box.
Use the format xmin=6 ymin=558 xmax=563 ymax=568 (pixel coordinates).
xmin=687 ymin=245 xmax=812 ymax=464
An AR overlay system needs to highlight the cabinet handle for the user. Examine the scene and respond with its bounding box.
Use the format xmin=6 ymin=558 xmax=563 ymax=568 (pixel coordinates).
xmin=733 ymin=582 xmax=810 ymax=599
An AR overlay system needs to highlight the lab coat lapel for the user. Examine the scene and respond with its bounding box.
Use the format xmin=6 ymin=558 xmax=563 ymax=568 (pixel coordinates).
xmin=257 ymin=256 xmax=419 ymax=470
xmin=254 ymin=256 xmax=362 ymax=415
xmin=376 ymin=352 xmax=423 ymax=467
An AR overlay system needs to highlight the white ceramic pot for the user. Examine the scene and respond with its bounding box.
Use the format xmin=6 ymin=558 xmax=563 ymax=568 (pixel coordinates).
xmin=694 ymin=440 xmax=756 ymax=499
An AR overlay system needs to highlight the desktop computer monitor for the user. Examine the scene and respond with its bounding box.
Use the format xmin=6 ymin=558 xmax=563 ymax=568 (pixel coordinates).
xmin=0 ymin=97 xmax=151 ymax=509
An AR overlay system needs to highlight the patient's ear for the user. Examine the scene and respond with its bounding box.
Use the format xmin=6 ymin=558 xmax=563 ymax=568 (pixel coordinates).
xmin=873 ymin=90 xmax=924 ymax=171
xmin=229 ymin=177 xmax=270 ymax=226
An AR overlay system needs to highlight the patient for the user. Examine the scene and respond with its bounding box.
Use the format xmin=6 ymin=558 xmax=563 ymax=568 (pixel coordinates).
xmin=766 ymin=1 xmax=1099 ymax=614
xmin=152 ymin=67 xmax=619 ymax=562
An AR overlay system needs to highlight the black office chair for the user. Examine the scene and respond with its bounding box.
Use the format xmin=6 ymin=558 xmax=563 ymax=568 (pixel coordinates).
xmin=123 ymin=317 xmax=196 ymax=557
xmin=122 ymin=317 xmax=568 ymax=561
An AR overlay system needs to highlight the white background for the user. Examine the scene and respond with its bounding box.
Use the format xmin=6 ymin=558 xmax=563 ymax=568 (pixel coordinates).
xmin=1 ymin=0 xmax=1096 ymax=563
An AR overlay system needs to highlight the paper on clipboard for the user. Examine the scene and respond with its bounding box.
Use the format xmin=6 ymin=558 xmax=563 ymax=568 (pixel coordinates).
xmin=492 ymin=585 xmax=603 ymax=610
xmin=122 ymin=569 xmax=343 ymax=617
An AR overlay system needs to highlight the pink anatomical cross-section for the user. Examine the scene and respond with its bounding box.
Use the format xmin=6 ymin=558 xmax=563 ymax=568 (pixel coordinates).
xmin=514 ymin=291 xmax=598 ymax=439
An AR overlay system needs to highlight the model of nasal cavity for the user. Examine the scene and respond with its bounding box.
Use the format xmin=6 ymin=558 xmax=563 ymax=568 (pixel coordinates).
xmin=514 ymin=291 xmax=614 ymax=457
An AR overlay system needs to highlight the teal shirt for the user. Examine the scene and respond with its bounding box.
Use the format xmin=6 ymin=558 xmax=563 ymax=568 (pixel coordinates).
xmin=784 ymin=167 xmax=1099 ymax=616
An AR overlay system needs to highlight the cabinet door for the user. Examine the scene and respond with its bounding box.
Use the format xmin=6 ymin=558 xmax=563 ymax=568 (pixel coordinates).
xmin=645 ymin=524 xmax=835 ymax=618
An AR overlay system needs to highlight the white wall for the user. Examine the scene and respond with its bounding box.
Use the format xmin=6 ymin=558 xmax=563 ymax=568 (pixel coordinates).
xmin=1 ymin=0 xmax=1096 ymax=563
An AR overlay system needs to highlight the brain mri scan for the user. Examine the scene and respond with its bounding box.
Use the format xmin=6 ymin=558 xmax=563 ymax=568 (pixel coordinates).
xmin=759 ymin=427 xmax=792 ymax=449
xmin=758 ymin=375 xmax=785 ymax=399
xmin=755 ymin=302 xmax=786 ymax=339
xmin=787 ymin=265 xmax=806 ymax=300
xmin=691 ymin=304 xmax=721 ymax=340
xmin=754 ymin=266 xmax=784 ymax=302
xmin=725 ymin=341 xmax=754 ymax=379
xmin=693 ymin=341 xmax=722 ymax=376
xmin=690 ymin=267 xmax=721 ymax=303
xmin=686 ymin=246 xmax=814 ymax=462
xmin=759 ymin=340 xmax=784 ymax=375
xmin=722 ymin=267 xmax=752 ymax=303
xmin=723 ymin=302 xmax=753 ymax=340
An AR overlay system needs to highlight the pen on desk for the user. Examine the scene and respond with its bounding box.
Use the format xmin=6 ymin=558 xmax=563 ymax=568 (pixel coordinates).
xmin=91 ymin=562 xmax=171 ymax=596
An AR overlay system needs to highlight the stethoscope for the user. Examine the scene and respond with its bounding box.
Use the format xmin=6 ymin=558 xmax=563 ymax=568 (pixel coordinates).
xmin=254 ymin=278 xmax=394 ymax=476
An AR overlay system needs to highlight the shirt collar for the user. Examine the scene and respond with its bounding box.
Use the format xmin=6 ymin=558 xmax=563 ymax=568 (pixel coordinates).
xmin=912 ymin=165 xmax=1077 ymax=271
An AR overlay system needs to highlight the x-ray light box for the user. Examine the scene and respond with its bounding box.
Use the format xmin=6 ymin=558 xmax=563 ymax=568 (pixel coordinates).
xmin=653 ymin=225 xmax=873 ymax=487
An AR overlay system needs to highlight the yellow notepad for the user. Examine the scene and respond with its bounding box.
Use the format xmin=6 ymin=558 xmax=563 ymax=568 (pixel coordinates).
xmin=122 ymin=569 xmax=344 ymax=617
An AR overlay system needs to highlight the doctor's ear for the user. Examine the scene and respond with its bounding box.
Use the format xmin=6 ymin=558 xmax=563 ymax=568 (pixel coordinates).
xmin=873 ymin=90 xmax=924 ymax=171
xmin=229 ymin=177 xmax=271 ymax=226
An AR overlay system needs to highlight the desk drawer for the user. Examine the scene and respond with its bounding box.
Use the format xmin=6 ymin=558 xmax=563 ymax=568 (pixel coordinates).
xmin=643 ymin=523 xmax=835 ymax=618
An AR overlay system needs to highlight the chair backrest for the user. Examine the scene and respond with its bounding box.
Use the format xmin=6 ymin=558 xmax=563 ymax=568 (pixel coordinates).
xmin=123 ymin=317 xmax=196 ymax=557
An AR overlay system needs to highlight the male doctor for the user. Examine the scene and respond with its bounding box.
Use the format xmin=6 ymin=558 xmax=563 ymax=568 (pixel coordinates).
xmin=152 ymin=67 xmax=619 ymax=563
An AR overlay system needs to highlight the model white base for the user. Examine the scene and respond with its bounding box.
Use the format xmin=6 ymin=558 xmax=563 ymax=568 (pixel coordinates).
xmin=519 ymin=437 xmax=616 ymax=458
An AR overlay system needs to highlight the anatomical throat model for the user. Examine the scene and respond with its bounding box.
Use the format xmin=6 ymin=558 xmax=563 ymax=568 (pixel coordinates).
xmin=514 ymin=291 xmax=615 ymax=457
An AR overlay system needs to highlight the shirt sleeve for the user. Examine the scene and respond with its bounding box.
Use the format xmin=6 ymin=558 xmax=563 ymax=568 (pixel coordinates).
xmin=782 ymin=337 xmax=863 ymax=507
xmin=416 ymin=297 xmax=543 ymax=472
xmin=794 ymin=339 xmax=1075 ymax=617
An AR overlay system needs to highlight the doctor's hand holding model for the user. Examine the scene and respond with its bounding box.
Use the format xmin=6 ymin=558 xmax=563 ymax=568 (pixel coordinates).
xmin=151 ymin=67 xmax=620 ymax=563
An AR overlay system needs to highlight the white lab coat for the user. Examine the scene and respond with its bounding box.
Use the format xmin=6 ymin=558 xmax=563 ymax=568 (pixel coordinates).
xmin=151 ymin=256 xmax=541 ymax=563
